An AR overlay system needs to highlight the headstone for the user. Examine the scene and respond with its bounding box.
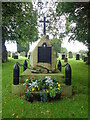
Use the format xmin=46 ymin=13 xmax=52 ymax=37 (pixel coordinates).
xmin=8 ymin=51 xmax=11 ymax=57
xmin=69 ymin=51 xmax=73 ymax=58
xmin=62 ymin=54 xmax=65 ymax=60
xmin=20 ymin=51 xmax=25 ymax=57
xmin=64 ymin=57 xmax=68 ymax=62
xmin=76 ymin=54 xmax=80 ymax=60
xmin=83 ymin=57 xmax=87 ymax=62
xmin=12 ymin=53 xmax=15 ymax=58
xmin=30 ymin=35 xmax=56 ymax=71
xmin=82 ymin=55 xmax=85 ymax=60
xmin=14 ymin=55 xmax=18 ymax=59
xmin=12 ymin=52 xmax=18 ymax=59
xmin=25 ymin=52 xmax=27 ymax=57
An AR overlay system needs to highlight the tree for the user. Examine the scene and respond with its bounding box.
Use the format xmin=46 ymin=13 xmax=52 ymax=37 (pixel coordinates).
xmin=61 ymin=47 xmax=67 ymax=55
xmin=2 ymin=2 xmax=38 ymax=61
xmin=51 ymin=38 xmax=62 ymax=53
xmin=56 ymin=2 xmax=90 ymax=64
xmin=79 ymin=50 xmax=87 ymax=56
xmin=17 ymin=42 xmax=29 ymax=53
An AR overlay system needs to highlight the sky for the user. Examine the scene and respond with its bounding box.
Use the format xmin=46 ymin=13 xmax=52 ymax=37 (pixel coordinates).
xmin=5 ymin=38 xmax=88 ymax=53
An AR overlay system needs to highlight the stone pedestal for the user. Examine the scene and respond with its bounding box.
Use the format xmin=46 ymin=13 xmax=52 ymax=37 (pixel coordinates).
xmin=61 ymin=84 xmax=72 ymax=97
xmin=12 ymin=69 xmax=72 ymax=97
xmin=19 ymin=69 xmax=65 ymax=84
xmin=12 ymin=84 xmax=24 ymax=95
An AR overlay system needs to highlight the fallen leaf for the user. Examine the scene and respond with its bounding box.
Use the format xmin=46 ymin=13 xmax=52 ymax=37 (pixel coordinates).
xmin=72 ymin=112 xmax=75 ymax=116
xmin=12 ymin=113 xmax=15 ymax=116
xmin=46 ymin=110 xmax=50 ymax=114
xmin=43 ymin=112 xmax=45 ymax=115
xmin=41 ymin=111 xmax=43 ymax=114
xmin=4 ymin=101 xmax=6 ymax=106
xmin=4 ymin=101 xmax=6 ymax=104
xmin=81 ymin=106 xmax=84 ymax=109
xmin=16 ymin=115 xmax=19 ymax=118
xmin=15 ymin=106 xmax=17 ymax=109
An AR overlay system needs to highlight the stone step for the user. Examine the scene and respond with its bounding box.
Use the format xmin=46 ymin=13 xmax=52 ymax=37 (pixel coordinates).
xmin=20 ymin=69 xmax=65 ymax=84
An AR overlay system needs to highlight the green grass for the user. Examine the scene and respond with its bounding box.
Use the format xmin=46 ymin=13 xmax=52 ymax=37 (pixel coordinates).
xmin=2 ymin=57 xmax=89 ymax=118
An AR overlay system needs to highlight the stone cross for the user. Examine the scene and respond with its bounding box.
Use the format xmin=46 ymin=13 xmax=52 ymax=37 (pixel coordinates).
xmin=39 ymin=17 xmax=49 ymax=35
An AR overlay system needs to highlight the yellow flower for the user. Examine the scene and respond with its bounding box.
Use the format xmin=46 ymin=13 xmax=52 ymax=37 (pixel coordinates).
xmin=50 ymin=87 xmax=52 ymax=90
xmin=58 ymin=84 xmax=60 ymax=87
xmin=25 ymin=79 xmax=28 ymax=82
xmin=58 ymin=88 xmax=60 ymax=90
xmin=57 ymin=82 xmax=58 ymax=84
xmin=32 ymin=87 xmax=34 ymax=92
xmin=37 ymin=86 xmax=38 ymax=88
xmin=38 ymin=88 xmax=40 ymax=91
xmin=46 ymin=90 xmax=49 ymax=93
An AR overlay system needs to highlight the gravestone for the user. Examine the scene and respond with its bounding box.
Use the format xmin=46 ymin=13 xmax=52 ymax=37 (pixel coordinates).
xmin=30 ymin=35 xmax=56 ymax=71
xmin=62 ymin=54 xmax=65 ymax=60
xmin=14 ymin=55 xmax=18 ymax=59
xmin=20 ymin=51 xmax=25 ymax=57
xmin=76 ymin=54 xmax=80 ymax=60
xmin=12 ymin=52 xmax=18 ymax=59
xmin=83 ymin=57 xmax=87 ymax=62
xmin=64 ymin=57 xmax=68 ymax=62
xmin=8 ymin=51 xmax=11 ymax=57
xmin=82 ymin=55 xmax=85 ymax=60
xmin=69 ymin=51 xmax=73 ymax=58
xmin=12 ymin=53 xmax=15 ymax=58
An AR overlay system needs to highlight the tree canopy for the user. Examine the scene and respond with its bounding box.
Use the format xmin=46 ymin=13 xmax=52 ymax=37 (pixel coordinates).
xmin=61 ymin=47 xmax=67 ymax=54
xmin=56 ymin=2 xmax=90 ymax=64
xmin=2 ymin=2 xmax=38 ymax=44
xmin=51 ymin=38 xmax=61 ymax=53
xmin=56 ymin=2 xmax=89 ymax=45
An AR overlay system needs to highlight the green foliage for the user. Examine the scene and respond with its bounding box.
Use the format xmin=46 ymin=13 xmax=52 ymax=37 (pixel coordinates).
xmin=49 ymin=88 xmax=56 ymax=98
xmin=79 ymin=50 xmax=87 ymax=56
xmin=2 ymin=2 xmax=38 ymax=43
xmin=56 ymin=2 xmax=89 ymax=44
xmin=17 ymin=42 xmax=29 ymax=53
xmin=51 ymin=38 xmax=62 ymax=53
xmin=56 ymin=2 xmax=90 ymax=64
xmin=61 ymin=47 xmax=67 ymax=54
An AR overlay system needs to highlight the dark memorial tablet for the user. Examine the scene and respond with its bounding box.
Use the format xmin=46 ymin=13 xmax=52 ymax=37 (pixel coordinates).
xmin=38 ymin=46 xmax=51 ymax=64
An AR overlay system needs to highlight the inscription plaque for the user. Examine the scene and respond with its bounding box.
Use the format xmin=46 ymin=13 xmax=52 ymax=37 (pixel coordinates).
xmin=38 ymin=46 xmax=51 ymax=64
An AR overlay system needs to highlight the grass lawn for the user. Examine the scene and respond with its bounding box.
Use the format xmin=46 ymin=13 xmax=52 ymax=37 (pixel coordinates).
xmin=2 ymin=57 xmax=89 ymax=118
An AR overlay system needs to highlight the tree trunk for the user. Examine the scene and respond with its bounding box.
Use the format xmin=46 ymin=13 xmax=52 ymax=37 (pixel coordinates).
xmin=87 ymin=47 xmax=90 ymax=65
xmin=2 ymin=40 xmax=8 ymax=63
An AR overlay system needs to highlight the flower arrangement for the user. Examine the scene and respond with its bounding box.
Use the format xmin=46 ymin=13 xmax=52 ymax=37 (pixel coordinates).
xmin=24 ymin=76 xmax=62 ymax=102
